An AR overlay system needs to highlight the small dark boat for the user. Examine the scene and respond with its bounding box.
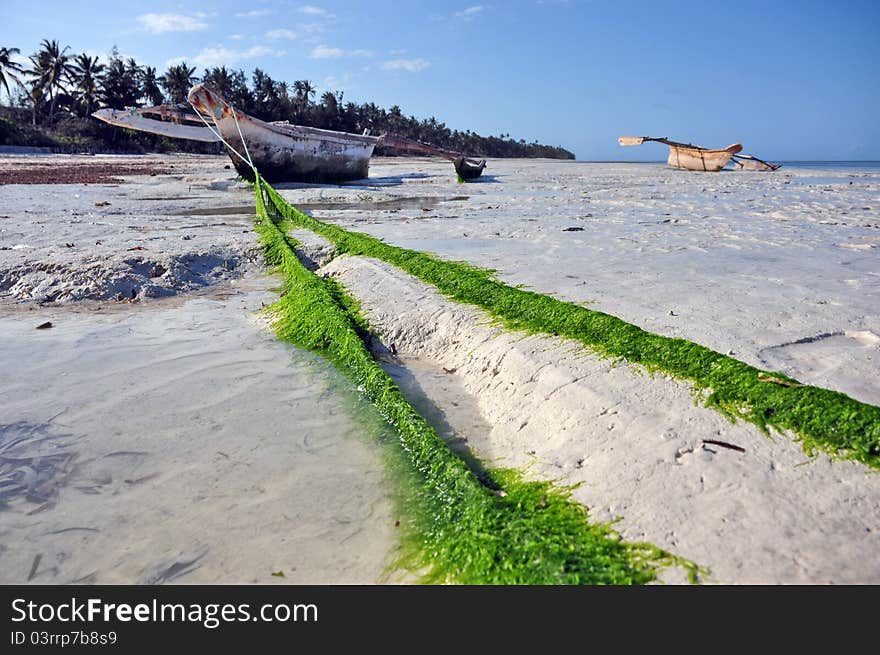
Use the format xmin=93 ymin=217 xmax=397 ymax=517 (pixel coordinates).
xmin=380 ymin=134 xmax=486 ymax=181
xmin=453 ymin=156 xmax=488 ymax=180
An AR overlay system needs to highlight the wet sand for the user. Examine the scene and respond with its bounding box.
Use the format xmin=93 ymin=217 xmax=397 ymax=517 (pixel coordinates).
xmin=1 ymin=153 xmax=878 ymax=584
xmin=0 ymin=279 xmax=396 ymax=584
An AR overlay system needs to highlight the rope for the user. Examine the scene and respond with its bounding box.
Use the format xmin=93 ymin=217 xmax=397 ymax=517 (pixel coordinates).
xmin=188 ymin=100 xmax=256 ymax=175
xmin=230 ymin=105 xmax=255 ymax=171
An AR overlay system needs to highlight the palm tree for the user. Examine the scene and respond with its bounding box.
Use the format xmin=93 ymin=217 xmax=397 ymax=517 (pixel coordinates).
xmin=29 ymin=39 xmax=74 ymax=125
xmin=202 ymin=66 xmax=234 ymax=100
xmin=228 ymin=68 xmax=252 ymax=109
xmin=140 ymin=66 xmax=164 ymax=105
xmin=68 ymin=53 xmax=104 ymax=117
xmin=320 ymin=90 xmax=338 ymax=111
xmin=25 ymin=50 xmax=50 ymax=125
xmin=292 ymin=79 xmax=314 ymax=114
xmin=251 ymin=68 xmax=268 ymax=101
xmin=317 ymin=90 xmax=340 ymax=129
xmin=250 ymin=68 xmax=278 ymax=119
xmin=251 ymin=68 xmax=277 ymax=103
xmin=101 ymin=53 xmax=140 ymax=108
xmin=27 ymin=82 xmax=44 ymax=127
xmin=160 ymin=62 xmax=197 ymax=104
xmin=0 ymin=46 xmax=25 ymax=103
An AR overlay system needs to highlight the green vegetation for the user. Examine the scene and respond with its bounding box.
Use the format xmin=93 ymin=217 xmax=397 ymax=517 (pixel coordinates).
xmin=254 ymin=175 xmax=698 ymax=584
xmin=260 ymin=182 xmax=880 ymax=469
xmin=1 ymin=38 xmax=573 ymax=159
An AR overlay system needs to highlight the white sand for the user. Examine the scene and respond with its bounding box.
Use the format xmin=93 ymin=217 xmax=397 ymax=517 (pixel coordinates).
xmin=280 ymin=157 xmax=880 ymax=583
xmin=2 ymin=154 xmax=878 ymax=584
xmin=0 ymin=154 xmax=260 ymax=302
xmin=281 ymin=158 xmax=880 ymax=406
xmin=0 ymin=156 xmax=398 ymax=583
xmin=0 ymin=279 xmax=396 ymax=584
xmin=320 ymin=254 xmax=879 ymax=584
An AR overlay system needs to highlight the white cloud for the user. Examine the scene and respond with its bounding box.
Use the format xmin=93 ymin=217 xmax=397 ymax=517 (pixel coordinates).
xmin=455 ymin=5 xmax=484 ymax=18
xmin=382 ymin=58 xmax=430 ymax=72
xmin=266 ymin=28 xmax=298 ymax=40
xmin=310 ymin=45 xmax=344 ymax=59
xmin=235 ymin=9 xmax=272 ymax=18
xmin=299 ymin=5 xmax=334 ymax=18
xmin=191 ymin=45 xmax=285 ymax=68
xmin=137 ymin=13 xmax=209 ymax=34
xmin=229 ymin=34 xmax=243 ymax=40
xmin=308 ymin=46 xmax=373 ymax=60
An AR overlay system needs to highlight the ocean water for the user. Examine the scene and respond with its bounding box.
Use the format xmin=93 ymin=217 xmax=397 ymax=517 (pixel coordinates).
xmin=581 ymin=160 xmax=880 ymax=171
xmin=779 ymin=161 xmax=880 ymax=170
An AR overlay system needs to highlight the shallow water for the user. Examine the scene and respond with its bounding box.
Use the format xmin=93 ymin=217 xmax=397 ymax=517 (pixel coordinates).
xmin=0 ymin=276 xmax=397 ymax=584
xmin=169 ymin=195 xmax=470 ymax=217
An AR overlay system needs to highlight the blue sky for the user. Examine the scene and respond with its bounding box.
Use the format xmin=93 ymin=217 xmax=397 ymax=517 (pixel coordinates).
xmin=2 ymin=0 xmax=879 ymax=160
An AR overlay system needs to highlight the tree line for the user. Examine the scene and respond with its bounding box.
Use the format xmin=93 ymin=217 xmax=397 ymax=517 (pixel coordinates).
xmin=0 ymin=40 xmax=574 ymax=159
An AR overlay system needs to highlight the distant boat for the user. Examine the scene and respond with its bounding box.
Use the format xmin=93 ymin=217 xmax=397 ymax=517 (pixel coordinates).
xmin=618 ymin=136 xmax=743 ymax=172
xmin=732 ymin=153 xmax=782 ymax=171
xmin=93 ymin=85 xmax=486 ymax=183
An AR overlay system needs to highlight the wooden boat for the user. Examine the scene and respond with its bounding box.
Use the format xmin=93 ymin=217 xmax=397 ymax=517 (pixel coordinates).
xmin=453 ymin=156 xmax=487 ymax=180
xmin=188 ymin=84 xmax=380 ymax=183
xmin=618 ymin=136 xmax=743 ymax=171
xmin=732 ymin=154 xmax=782 ymax=171
xmin=92 ymin=105 xmax=221 ymax=143
xmin=379 ymin=133 xmax=486 ymax=180
xmin=94 ymin=85 xmax=486 ymax=183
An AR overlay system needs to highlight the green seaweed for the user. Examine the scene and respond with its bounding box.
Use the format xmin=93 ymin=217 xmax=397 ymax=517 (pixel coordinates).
xmin=254 ymin=174 xmax=700 ymax=584
xmin=259 ymin=181 xmax=880 ymax=469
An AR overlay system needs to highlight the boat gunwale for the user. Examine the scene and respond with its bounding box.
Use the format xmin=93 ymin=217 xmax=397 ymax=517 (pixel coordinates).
xmin=189 ymin=83 xmax=383 ymax=148
xmin=668 ymin=143 xmax=743 ymax=156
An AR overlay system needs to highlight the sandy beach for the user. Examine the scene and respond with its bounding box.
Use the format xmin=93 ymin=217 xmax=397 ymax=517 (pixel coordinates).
xmin=1 ymin=153 xmax=878 ymax=584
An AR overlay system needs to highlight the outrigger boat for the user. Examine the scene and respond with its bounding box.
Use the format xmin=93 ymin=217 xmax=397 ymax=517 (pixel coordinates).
xmin=731 ymin=153 xmax=782 ymax=171
xmin=618 ymin=136 xmax=743 ymax=171
xmin=93 ymin=84 xmax=486 ymax=183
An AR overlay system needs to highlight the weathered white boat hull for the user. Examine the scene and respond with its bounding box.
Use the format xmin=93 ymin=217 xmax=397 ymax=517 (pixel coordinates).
xmin=188 ymin=85 xmax=381 ymax=183
xmin=91 ymin=108 xmax=220 ymax=143
xmin=667 ymin=143 xmax=742 ymax=172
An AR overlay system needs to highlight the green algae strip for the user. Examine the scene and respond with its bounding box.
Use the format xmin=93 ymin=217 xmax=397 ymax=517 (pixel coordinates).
xmin=259 ymin=181 xmax=880 ymax=469
xmin=254 ymin=175 xmax=699 ymax=584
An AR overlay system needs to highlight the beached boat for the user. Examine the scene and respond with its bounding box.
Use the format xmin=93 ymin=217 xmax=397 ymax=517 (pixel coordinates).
xmin=92 ymin=105 xmax=222 ymax=143
xmin=186 ymin=85 xmax=379 ymax=183
xmin=618 ymin=136 xmax=743 ymax=171
xmin=379 ymin=133 xmax=486 ymax=180
xmin=732 ymin=154 xmax=782 ymax=171
xmin=93 ymin=85 xmax=486 ymax=183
